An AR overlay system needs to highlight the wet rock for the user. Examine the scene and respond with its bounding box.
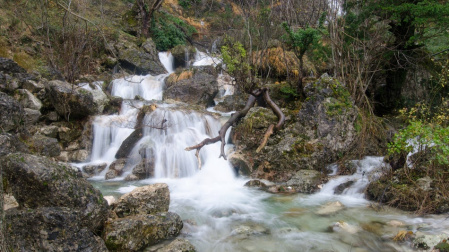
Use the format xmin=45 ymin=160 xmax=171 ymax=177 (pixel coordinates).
xmin=83 ymin=163 xmax=108 ymax=177
xmin=70 ymin=149 xmax=89 ymax=162
xmin=214 ymin=93 xmax=247 ymax=112
xmin=244 ymin=179 xmax=269 ymax=189
xmin=124 ymin=174 xmax=140 ymax=181
xmin=131 ymin=158 xmax=155 ymax=179
xmin=316 ymin=201 xmax=345 ymax=215
xmin=106 ymin=158 xmax=127 ymax=180
xmin=229 ymin=223 xmax=270 ymax=240
xmin=164 ymin=67 xmax=219 ymax=108
xmin=103 ymin=212 xmax=183 ymax=251
xmin=229 ymin=154 xmax=252 ymax=176
xmin=0 ymin=91 xmax=25 ymax=132
xmin=117 ymin=38 xmax=166 ymax=75
xmin=14 ymin=89 xmax=42 ymax=110
xmin=45 ymin=80 xmax=96 ymax=120
xmin=114 ymin=183 xmax=170 ymax=218
xmin=286 ymin=169 xmax=322 ymax=194
xmin=413 ymin=232 xmax=448 ymax=250
xmin=334 ymin=180 xmax=355 ymax=195
xmin=29 ymin=134 xmax=61 ymax=157
xmin=332 ymin=221 xmax=361 ymax=234
xmin=171 ymin=45 xmax=196 ymax=69
xmin=0 ymin=133 xmax=29 ymax=157
xmin=115 ymin=128 xmax=143 ymax=159
xmin=5 ymin=207 xmax=108 ymax=252
xmin=2 ymin=153 xmax=109 ymax=232
xmin=145 ymin=238 xmax=197 ymax=252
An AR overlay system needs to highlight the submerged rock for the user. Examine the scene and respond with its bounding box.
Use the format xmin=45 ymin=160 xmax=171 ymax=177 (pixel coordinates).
xmin=316 ymin=201 xmax=345 ymax=215
xmin=2 ymin=153 xmax=109 ymax=232
xmin=114 ymin=183 xmax=170 ymax=218
xmin=83 ymin=163 xmax=108 ymax=177
xmin=103 ymin=212 xmax=183 ymax=251
xmin=145 ymin=238 xmax=197 ymax=252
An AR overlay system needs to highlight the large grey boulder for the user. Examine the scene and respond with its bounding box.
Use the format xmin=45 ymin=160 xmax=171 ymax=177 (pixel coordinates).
xmin=163 ymin=66 xmax=219 ymax=108
xmin=0 ymin=91 xmax=25 ymax=132
xmin=5 ymin=207 xmax=108 ymax=252
xmin=0 ymin=133 xmax=29 ymax=157
xmin=117 ymin=38 xmax=167 ymax=75
xmin=2 ymin=153 xmax=109 ymax=232
xmin=103 ymin=212 xmax=183 ymax=251
xmin=114 ymin=183 xmax=170 ymax=218
xmin=80 ymin=82 xmax=110 ymax=114
xmin=45 ymin=80 xmax=96 ymax=120
xmin=29 ymin=134 xmax=61 ymax=157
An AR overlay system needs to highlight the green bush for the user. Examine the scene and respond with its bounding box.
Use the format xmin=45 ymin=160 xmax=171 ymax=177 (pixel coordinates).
xmin=151 ymin=12 xmax=197 ymax=51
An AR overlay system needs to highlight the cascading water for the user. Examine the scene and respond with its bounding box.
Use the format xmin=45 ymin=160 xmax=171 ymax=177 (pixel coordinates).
xmin=84 ymin=53 xmax=449 ymax=252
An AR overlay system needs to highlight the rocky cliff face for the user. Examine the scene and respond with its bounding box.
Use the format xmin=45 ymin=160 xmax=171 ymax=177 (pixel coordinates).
xmin=231 ymin=75 xmax=359 ymax=192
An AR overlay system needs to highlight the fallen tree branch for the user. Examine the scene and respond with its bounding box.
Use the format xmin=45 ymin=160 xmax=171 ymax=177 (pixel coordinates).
xmin=185 ymin=95 xmax=257 ymax=159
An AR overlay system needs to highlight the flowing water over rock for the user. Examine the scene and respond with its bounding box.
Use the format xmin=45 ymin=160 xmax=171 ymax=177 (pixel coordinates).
xmin=83 ymin=54 xmax=449 ymax=252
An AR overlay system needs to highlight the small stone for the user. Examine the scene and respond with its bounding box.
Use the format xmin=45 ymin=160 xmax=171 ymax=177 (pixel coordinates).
xmin=316 ymin=201 xmax=345 ymax=215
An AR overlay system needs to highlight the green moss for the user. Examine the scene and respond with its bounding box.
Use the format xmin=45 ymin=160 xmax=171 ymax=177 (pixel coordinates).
xmin=435 ymin=242 xmax=449 ymax=252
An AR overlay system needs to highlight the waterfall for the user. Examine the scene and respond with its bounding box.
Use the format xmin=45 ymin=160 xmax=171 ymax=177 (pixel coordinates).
xmin=158 ymin=52 xmax=175 ymax=73
xmin=122 ymin=108 xmax=222 ymax=178
xmin=110 ymin=75 xmax=167 ymax=100
xmin=193 ymin=50 xmax=221 ymax=67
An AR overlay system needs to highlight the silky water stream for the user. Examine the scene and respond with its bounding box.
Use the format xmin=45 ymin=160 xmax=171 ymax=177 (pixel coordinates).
xmin=80 ymin=53 xmax=449 ymax=252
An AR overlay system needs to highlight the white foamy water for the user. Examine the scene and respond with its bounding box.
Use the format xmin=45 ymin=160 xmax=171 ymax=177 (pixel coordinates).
xmin=193 ymin=51 xmax=221 ymax=66
xmin=159 ymin=52 xmax=175 ymax=73
xmin=110 ymin=74 xmax=167 ymax=100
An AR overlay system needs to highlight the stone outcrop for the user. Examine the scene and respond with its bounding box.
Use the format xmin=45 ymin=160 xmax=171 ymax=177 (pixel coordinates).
xmin=116 ymin=37 xmax=167 ymax=75
xmin=164 ymin=66 xmax=219 ymax=107
xmin=0 ymin=57 xmax=34 ymax=92
xmin=29 ymin=134 xmax=61 ymax=157
xmin=103 ymin=212 xmax=183 ymax=251
xmin=231 ymin=74 xmax=358 ymax=184
xmin=0 ymin=133 xmax=29 ymax=157
xmin=2 ymin=153 xmax=109 ymax=232
xmin=5 ymin=207 xmax=108 ymax=252
xmin=104 ymin=184 xmax=186 ymax=251
xmin=45 ymin=80 xmax=96 ymax=120
xmin=0 ymin=91 xmax=25 ymax=132
xmin=114 ymin=183 xmax=169 ymax=218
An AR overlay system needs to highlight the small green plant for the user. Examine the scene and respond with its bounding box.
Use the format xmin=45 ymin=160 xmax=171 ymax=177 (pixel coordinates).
xmin=388 ymin=121 xmax=449 ymax=165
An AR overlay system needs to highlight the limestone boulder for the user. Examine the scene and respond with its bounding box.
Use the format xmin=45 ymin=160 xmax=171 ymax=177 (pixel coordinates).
xmin=163 ymin=67 xmax=219 ymax=108
xmin=45 ymin=80 xmax=96 ymax=120
xmin=29 ymin=134 xmax=61 ymax=157
xmin=117 ymin=38 xmax=166 ymax=75
xmin=5 ymin=207 xmax=108 ymax=252
xmin=0 ymin=133 xmax=29 ymax=157
xmin=1 ymin=153 xmax=109 ymax=232
xmin=0 ymin=91 xmax=25 ymax=132
xmin=114 ymin=183 xmax=170 ymax=218
xmin=106 ymin=158 xmax=127 ymax=180
xmin=14 ymin=89 xmax=42 ymax=110
xmin=83 ymin=163 xmax=108 ymax=177
xmin=103 ymin=212 xmax=183 ymax=251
